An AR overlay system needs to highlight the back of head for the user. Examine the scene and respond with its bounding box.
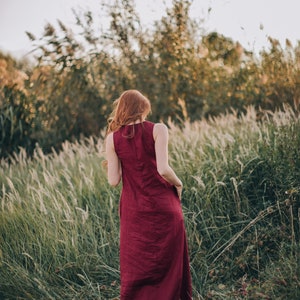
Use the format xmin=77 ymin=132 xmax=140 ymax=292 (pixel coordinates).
xmin=107 ymin=90 xmax=151 ymax=133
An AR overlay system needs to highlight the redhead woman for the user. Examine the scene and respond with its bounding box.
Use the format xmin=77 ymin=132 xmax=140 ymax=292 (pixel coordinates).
xmin=105 ymin=90 xmax=192 ymax=300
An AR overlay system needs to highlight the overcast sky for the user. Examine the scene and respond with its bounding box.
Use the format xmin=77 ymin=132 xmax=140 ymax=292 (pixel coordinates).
xmin=0 ymin=0 xmax=299 ymax=59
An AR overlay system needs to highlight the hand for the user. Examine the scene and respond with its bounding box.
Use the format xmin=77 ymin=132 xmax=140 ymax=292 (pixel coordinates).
xmin=175 ymin=184 xmax=183 ymax=200
xmin=101 ymin=159 xmax=108 ymax=171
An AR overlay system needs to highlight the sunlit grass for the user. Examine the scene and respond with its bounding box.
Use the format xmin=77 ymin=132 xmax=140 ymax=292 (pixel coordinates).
xmin=1 ymin=106 xmax=299 ymax=299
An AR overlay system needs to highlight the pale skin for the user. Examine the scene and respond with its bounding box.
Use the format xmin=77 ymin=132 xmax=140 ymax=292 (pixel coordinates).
xmin=105 ymin=122 xmax=183 ymax=199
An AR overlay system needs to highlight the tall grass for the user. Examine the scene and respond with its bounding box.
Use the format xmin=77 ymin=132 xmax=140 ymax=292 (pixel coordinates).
xmin=1 ymin=106 xmax=299 ymax=299
xmin=0 ymin=138 xmax=120 ymax=299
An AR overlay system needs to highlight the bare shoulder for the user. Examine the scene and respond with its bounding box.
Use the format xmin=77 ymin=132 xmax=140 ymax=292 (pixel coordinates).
xmin=153 ymin=122 xmax=168 ymax=140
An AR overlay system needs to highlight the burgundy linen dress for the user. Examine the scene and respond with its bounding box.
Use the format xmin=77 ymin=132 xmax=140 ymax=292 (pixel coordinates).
xmin=113 ymin=121 xmax=192 ymax=300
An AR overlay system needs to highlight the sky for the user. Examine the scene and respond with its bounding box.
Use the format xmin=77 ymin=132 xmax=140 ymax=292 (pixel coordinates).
xmin=0 ymin=0 xmax=300 ymax=60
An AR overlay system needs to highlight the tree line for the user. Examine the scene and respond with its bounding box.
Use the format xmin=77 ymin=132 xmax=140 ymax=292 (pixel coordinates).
xmin=0 ymin=0 xmax=299 ymax=159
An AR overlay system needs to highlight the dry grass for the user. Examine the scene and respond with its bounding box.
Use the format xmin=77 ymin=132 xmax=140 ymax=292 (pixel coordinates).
xmin=0 ymin=106 xmax=299 ymax=299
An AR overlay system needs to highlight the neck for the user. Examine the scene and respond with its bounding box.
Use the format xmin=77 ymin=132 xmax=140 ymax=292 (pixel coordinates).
xmin=127 ymin=119 xmax=145 ymax=125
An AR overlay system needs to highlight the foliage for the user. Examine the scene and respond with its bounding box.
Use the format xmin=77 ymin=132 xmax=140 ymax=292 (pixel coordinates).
xmin=0 ymin=107 xmax=299 ymax=299
xmin=0 ymin=87 xmax=36 ymax=158
xmin=0 ymin=53 xmax=37 ymax=157
xmin=0 ymin=0 xmax=300 ymax=160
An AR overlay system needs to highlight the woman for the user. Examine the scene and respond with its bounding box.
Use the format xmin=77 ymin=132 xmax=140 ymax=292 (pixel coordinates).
xmin=105 ymin=90 xmax=192 ymax=299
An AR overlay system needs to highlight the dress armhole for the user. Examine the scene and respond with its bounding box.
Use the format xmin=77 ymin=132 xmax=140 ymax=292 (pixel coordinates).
xmin=112 ymin=131 xmax=118 ymax=155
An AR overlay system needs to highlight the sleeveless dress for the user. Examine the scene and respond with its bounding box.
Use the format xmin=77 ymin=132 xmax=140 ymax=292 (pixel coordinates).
xmin=113 ymin=121 xmax=192 ymax=300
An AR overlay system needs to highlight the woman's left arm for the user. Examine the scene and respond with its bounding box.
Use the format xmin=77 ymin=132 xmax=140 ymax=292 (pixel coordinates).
xmin=105 ymin=132 xmax=122 ymax=187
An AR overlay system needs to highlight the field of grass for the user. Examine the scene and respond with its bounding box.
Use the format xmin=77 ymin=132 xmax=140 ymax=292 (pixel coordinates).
xmin=0 ymin=106 xmax=299 ymax=299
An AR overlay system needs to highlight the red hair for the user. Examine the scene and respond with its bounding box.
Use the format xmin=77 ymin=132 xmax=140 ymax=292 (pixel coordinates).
xmin=107 ymin=90 xmax=151 ymax=134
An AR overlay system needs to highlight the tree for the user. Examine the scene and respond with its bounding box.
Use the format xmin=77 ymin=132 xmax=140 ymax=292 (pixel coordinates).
xmin=0 ymin=52 xmax=36 ymax=157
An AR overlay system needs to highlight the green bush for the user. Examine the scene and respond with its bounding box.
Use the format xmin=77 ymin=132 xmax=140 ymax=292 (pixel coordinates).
xmin=0 ymin=86 xmax=37 ymax=158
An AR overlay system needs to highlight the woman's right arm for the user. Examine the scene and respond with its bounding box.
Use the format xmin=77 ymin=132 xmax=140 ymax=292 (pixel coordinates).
xmin=153 ymin=123 xmax=183 ymax=199
xmin=105 ymin=132 xmax=122 ymax=187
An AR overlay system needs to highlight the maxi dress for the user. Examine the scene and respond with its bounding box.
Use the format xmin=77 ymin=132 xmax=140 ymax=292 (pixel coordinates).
xmin=113 ymin=121 xmax=192 ymax=300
